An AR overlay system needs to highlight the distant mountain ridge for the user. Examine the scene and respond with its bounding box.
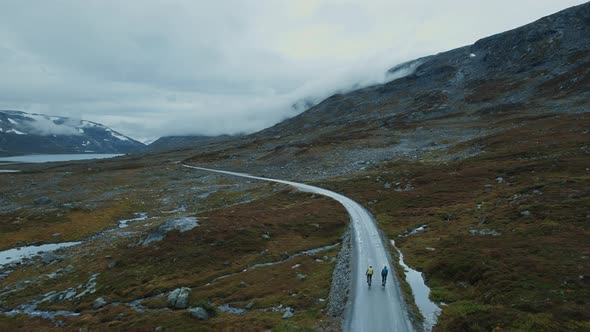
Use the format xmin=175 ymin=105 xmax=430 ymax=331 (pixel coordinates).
xmin=0 ymin=110 xmax=145 ymax=156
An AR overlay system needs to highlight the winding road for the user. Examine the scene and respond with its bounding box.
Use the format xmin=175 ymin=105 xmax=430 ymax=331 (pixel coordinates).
xmin=183 ymin=165 xmax=414 ymax=331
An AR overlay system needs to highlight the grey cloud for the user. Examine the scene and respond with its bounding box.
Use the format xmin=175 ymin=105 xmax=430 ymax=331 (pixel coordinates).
xmin=0 ymin=0 xmax=586 ymax=140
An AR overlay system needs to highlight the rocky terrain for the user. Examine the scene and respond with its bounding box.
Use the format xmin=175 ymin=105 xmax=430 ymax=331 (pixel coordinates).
xmin=147 ymin=135 xmax=235 ymax=152
xmin=0 ymin=110 xmax=145 ymax=156
xmin=0 ymin=2 xmax=589 ymax=331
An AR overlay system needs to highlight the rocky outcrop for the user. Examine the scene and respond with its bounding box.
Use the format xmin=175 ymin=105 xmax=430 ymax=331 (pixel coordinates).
xmin=167 ymin=287 xmax=191 ymax=309
xmin=93 ymin=297 xmax=107 ymax=309
xmin=188 ymin=307 xmax=209 ymax=320
xmin=142 ymin=217 xmax=199 ymax=245
xmin=282 ymin=307 xmax=294 ymax=319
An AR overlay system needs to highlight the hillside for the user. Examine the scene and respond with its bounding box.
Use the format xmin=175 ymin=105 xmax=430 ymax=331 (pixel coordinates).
xmin=0 ymin=111 xmax=145 ymax=156
xmin=182 ymin=2 xmax=589 ymax=181
xmin=147 ymin=135 xmax=234 ymax=152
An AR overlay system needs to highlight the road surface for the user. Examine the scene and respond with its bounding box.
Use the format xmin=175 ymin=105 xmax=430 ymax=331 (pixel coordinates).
xmin=184 ymin=165 xmax=414 ymax=331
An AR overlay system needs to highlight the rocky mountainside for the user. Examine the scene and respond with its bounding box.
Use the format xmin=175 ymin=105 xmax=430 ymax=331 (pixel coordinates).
xmin=147 ymin=134 xmax=235 ymax=152
xmin=183 ymin=2 xmax=589 ymax=180
xmin=0 ymin=110 xmax=145 ymax=156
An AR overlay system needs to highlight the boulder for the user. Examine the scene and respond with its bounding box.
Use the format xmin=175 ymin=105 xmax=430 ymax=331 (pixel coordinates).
xmin=469 ymin=229 xmax=500 ymax=236
xmin=168 ymin=287 xmax=191 ymax=309
xmin=33 ymin=197 xmax=52 ymax=205
xmin=142 ymin=217 xmax=199 ymax=245
xmin=93 ymin=297 xmax=107 ymax=309
xmin=282 ymin=307 xmax=294 ymax=319
xmin=42 ymin=252 xmax=63 ymax=265
xmin=188 ymin=307 xmax=209 ymax=320
xmin=296 ymin=273 xmax=307 ymax=280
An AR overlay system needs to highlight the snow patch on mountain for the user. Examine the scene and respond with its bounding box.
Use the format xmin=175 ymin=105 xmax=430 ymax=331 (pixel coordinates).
xmin=0 ymin=110 xmax=145 ymax=155
xmin=7 ymin=129 xmax=26 ymax=135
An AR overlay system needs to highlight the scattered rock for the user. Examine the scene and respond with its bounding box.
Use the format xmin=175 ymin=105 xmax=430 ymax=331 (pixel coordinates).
xmin=93 ymin=297 xmax=107 ymax=309
xmin=218 ymin=304 xmax=246 ymax=314
xmin=41 ymin=252 xmax=63 ymax=265
xmin=51 ymin=233 xmax=61 ymax=238
xmin=168 ymin=287 xmax=191 ymax=309
xmin=282 ymin=307 xmax=294 ymax=319
xmin=107 ymin=261 xmax=118 ymax=269
xmin=261 ymin=233 xmax=271 ymax=239
xmin=33 ymin=197 xmax=52 ymax=205
xmin=520 ymin=210 xmax=531 ymax=217
xmin=296 ymin=273 xmax=307 ymax=280
xmin=63 ymin=288 xmax=77 ymax=300
xmin=245 ymin=301 xmax=255 ymax=309
xmin=142 ymin=217 xmax=199 ymax=245
xmin=496 ymin=177 xmax=504 ymax=183
xmin=328 ymin=228 xmax=351 ymax=318
xmin=404 ymin=184 xmax=415 ymax=191
xmin=239 ymin=281 xmax=249 ymax=287
xmin=469 ymin=229 xmax=500 ymax=236
xmin=188 ymin=307 xmax=209 ymax=320
xmin=384 ymin=182 xmax=392 ymax=189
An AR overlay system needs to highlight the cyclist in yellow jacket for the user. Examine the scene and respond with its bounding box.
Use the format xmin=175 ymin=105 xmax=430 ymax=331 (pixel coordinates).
xmin=366 ymin=266 xmax=374 ymax=286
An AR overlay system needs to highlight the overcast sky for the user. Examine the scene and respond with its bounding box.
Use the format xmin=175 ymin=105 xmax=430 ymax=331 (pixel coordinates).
xmin=0 ymin=0 xmax=586 ymax=142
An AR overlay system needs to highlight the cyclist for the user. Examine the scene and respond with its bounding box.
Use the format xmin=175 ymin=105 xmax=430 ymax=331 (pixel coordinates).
xmin=381 ymin=266 xmax=388 ymax=286
xmin=366 ymin=265 xmax=374 ymax=286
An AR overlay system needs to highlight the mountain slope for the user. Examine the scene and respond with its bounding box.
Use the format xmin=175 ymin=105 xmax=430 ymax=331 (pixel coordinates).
xmin=147 ymin=135 xmax=235 ymax=152
xmin=181 ymin=2 xmax=590 ymax=181
xmin=0 ymin=110 xmax=145 ymax=156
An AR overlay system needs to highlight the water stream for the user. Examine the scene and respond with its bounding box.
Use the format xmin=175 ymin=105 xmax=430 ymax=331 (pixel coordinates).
xmin=205 ymin=243 xmax=339 ymax=286
xmin=390 ymin=239 xmax=441 ymax=331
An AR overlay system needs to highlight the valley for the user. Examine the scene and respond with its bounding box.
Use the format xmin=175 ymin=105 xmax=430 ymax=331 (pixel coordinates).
xmin=0 ymin=2 xmax=589 ymax=331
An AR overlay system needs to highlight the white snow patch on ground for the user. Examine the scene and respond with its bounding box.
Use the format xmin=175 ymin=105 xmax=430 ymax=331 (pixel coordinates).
xmin=8 ymin=118 xmax=18 ymax=125
xmin=118 ymin=212 xmax=149 ymax=228
xmin=469 ymin=53 xmax=477 ymax=57
xmin=0 ymin=242 xmax=81 ymax=267
xmin=110 ymin=131 xmax=129 ymax=141
xmin=0 ymin=170 xmax=21 ymax=173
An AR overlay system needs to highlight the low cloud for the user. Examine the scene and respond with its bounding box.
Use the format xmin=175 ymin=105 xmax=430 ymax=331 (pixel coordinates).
xmin=0 ymin=0 xmax=585 ymax=141
xmin=22 ymin=114 xmax=82 ymax=136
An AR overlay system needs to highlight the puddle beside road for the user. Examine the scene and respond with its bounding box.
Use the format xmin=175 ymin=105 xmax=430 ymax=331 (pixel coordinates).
xmin=391 ymin=239 xmax=441 ymax=331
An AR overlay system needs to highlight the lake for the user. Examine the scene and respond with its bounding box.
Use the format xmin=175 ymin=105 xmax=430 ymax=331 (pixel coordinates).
xmin=0 ymin=154 xmax=123 ymax=164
